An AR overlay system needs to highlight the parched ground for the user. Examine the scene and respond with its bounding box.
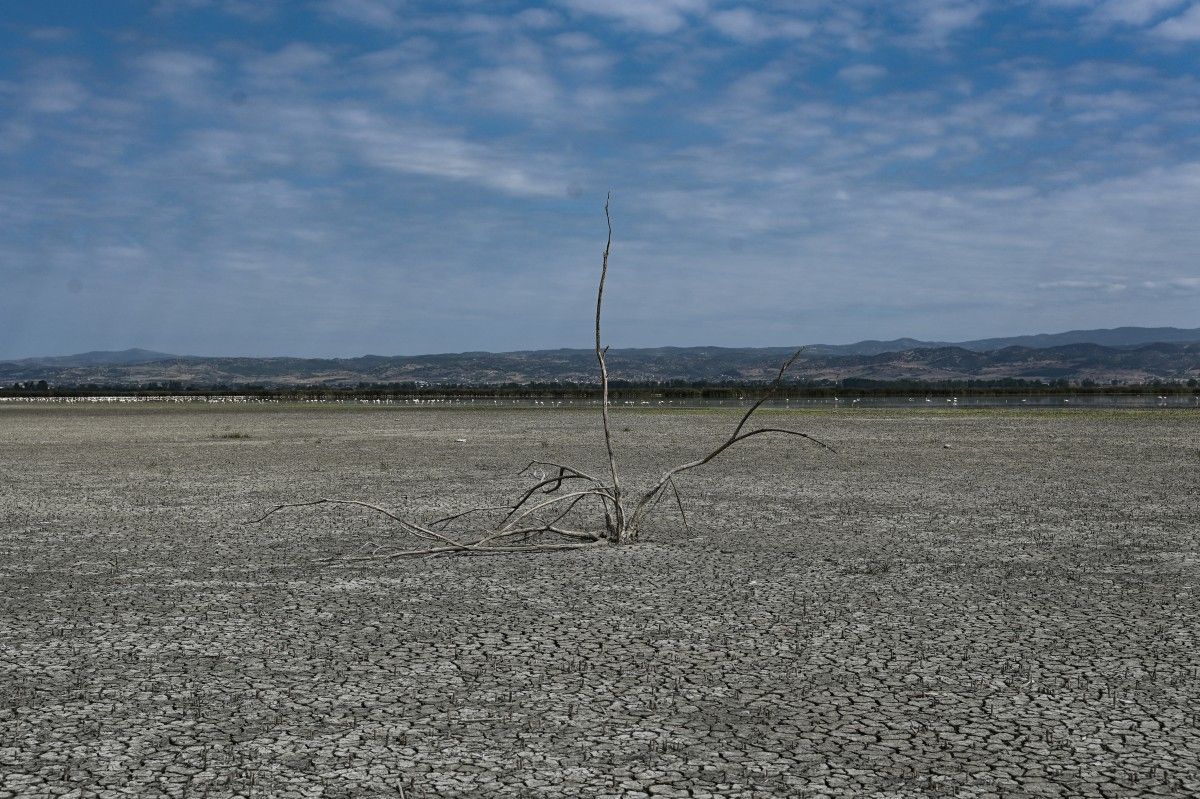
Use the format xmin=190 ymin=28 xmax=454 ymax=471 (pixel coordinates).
xmin=1 ymin=404 xmax=1197 ymax=798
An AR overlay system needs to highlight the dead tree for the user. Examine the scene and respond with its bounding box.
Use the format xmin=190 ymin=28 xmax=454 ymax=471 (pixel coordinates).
xmin=252 ymin=195 xmax=833 ymax=558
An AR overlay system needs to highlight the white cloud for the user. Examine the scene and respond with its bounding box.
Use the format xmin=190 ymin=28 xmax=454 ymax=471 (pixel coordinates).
xmin=1037 ymin=279 xmax=1127 ymax=292
xmin=375 ymin=63 xmax=452 ymax=102
xmin=514 ymin=8 xmax=562 ymax=29
xmin=0 ymin=122 xmax=35 ymax=153
xmin=553 ymin=32 xmax=600 ymax=51
xmin=1140 ymin=276 xmax=1200 ymax=293
xmin=334 ymin=109 xmax=567 ymax=197
xmin=218 ymin=0 xmax=282 ymax=21
xmin=555 ymin=0 xmax=708 ymax=34
xmin=1152 ymin=3 xmax=1200 ymax=38
xmin=912 ymin=0 xmax=988 ymax=42
xmin=837 ymin=64 xmax=887 ymax=84
xmin=155 ymin=0 xmax=279 ymax=21
xmin=153 ymin=0 xmax=210 ymax=14
xmin=27 ymin=76 xmax=87 ymax=114
xmin=135 ymin=51 xmax=218 ymax=102
xmin=243 ymin=43 xmax=331 ymax=81
xmin=315 ymin=0 xmax=403 ymax=29
xmin=468 ymin=65 xmax=560 ymax=117
xmin=1062 ymin=89 xmax=1152 ymax=122
xmin=709 ymin=8 xmax=812 ymax=42
xmin=27 ymin=27 xmax=75 ymax=42
xmin=1091 ymin=0 xmax=1184 ymax=26
xmin=818 ymin=5 xmax=876 ymax=52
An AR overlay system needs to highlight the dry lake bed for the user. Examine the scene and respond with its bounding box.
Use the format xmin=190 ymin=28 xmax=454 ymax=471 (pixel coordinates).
xmin=1 ymin=404 xmax=1198 ymax=798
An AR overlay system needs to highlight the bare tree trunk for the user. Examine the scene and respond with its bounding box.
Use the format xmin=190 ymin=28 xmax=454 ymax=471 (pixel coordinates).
xmin=595 ymin=193 xmax=626 ymax=541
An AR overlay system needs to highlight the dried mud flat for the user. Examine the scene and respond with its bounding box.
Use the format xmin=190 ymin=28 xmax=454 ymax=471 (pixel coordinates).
xmin=1 ymin=405 xmax=1198 ymax=798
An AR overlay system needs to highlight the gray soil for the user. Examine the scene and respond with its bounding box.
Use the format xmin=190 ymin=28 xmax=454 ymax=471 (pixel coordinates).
xmin=1 ymin=405 xmax=1197 ymax=798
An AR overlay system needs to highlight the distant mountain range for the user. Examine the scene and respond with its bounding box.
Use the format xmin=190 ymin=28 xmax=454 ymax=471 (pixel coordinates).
xmin=803 ymin=326 xmax=1200 ymax=355
xmin=3 ymin=326 xmax=1199 ymax=386
xmin=7 ymin=348 xmax=180 ymax=368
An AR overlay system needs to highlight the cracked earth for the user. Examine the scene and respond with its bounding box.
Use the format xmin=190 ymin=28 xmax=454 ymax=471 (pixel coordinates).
xmin=1 ymin=405 xmax=1198 ymax=797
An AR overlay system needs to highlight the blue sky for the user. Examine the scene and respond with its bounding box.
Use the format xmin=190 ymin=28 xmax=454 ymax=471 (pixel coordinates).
xmin=2 ymin=0 xmax=1198 ymax=358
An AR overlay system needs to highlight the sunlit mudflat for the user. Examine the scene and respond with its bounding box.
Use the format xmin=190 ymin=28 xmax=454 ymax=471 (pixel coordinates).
xmin=1 ymin=405 xmax=1197 ymax=797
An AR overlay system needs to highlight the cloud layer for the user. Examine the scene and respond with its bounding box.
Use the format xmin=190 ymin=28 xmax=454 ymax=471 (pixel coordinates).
xmin=1 ymin=1 xmax=1198 ymax=357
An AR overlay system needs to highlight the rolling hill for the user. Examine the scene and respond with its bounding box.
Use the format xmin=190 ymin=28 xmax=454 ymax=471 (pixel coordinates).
xmin=3 ymin=330 xmax=1199 ymax=387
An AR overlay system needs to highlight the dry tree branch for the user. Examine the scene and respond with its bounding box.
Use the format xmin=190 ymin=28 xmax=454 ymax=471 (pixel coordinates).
xmin=327 ymin=540 xmax=601 ymax=563
xmin=251 ymin=499 xmax=459 ymax=545
xmin=430 ymin=505 xmax=516 ymax=529
xmin=595 ymin=192 xmax=625 ymax=539
xmin=538 ymin=492 xmax=589 ymax=530
xmin=518 ymin=460 xmax=605 ymax=486
xmin=502 ymin=466 xmax=598 ymax=522
xmin=251 ymin=195 xmax=833 ymax=558
xmin=496 ymin=489 xmax=615 ymax=535
xmin=731 ymin=348 xmax=805 ymax=440
xmin=624 ymin=348 xmax=835 ymax=538
xmin=669 ymin=477 xmax=689 ymax=532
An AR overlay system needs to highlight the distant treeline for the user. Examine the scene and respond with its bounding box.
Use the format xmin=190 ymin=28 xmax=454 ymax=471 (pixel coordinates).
xmin=3 ymin=377 xmax=1199 ymax=400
